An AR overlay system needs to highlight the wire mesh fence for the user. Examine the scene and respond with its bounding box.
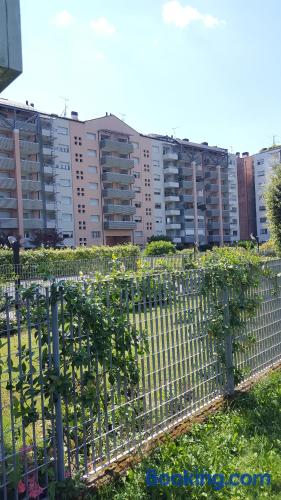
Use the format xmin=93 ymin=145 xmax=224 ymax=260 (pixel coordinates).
xmin=0 ymin=260 xmax=281 ymax=498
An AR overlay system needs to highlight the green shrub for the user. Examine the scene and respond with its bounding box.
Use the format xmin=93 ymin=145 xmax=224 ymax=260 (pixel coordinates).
xmin=147 ymin=235 xmax=172 ymax=243
xmin=236 ymin=240 xmax=255 ymax=250
xmin=143 ymin=241 xmax=176 ymax=256
xmin=259 ymin=240 xmax=277 ymax=257
xmin=265 ymin=164 xmax=281 ymax=254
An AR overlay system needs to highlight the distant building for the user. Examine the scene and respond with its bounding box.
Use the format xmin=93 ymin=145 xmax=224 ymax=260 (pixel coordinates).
xmin=0 ymin=0 xmax=22 ymax=92
xmin=236 ymin=152 xmax=256 ymax=240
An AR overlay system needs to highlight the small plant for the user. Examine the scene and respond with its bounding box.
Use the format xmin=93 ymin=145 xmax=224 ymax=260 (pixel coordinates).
xmin=144 ymin=241 xmax=176 ymax=256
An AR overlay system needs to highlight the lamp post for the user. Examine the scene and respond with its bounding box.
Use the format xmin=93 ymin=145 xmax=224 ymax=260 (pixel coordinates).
xmin=8 ymin=236 xmax=21 ymax=288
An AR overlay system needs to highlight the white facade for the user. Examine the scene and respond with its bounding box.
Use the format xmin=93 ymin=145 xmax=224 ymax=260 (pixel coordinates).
xmin=254 ymin=148 xmax=281 ymax=242
xmin=151 ymin=139 xmax=166 ymax=236
xmin=227 ymin=154 xmax=240 ymax=242
xmin=52 ymin=117 xmax=75 ymax=247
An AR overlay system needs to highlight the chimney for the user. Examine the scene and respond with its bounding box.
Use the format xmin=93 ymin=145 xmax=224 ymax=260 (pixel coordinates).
xmin=26 ymin=100 xmax=29 ymax=105
xmin=30 ymin=103 xmax=34 ymax=108
xmin=201 ymin=142 xmax=208 ymax=146
xmin=106 ymin=112 xmax=108 ymax=116
xmin=236 ymin=152 xmax=240 ymax=157
xmin=242 ymin=152 xmax=249 ymax=157
xmin=71 ymin=111 xmax=78 ymax=120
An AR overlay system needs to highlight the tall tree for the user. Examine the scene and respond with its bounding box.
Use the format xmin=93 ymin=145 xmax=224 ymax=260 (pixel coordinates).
xmin=30 ymin=229 xmax=64 ymax=249
xmin=265 ymin=163 xmax=281 ymax=253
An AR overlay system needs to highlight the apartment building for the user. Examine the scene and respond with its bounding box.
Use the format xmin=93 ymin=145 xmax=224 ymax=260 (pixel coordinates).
xmin=0 ymin=98 xmax=57 ymax=246
xmin=227 ymin=154 xmax=240 ymax=242
xmin=253 ymin=147 xmax=281 ymax=242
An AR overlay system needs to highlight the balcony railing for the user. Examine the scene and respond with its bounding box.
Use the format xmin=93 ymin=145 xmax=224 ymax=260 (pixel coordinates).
xmin=0 ymin=177 xmax=16 ymax=190
xmin=101 ymin=156 xmax=134 ymax=170
xmin=181 ymin=195 xmax=194 ymax=203
xmin=102 ymin=172 xmax=134 ymax=184
xmin=0 ymin=218 xmax=18 ymax=229
xmin=0 ymin=156 xmax=15 ymax=170
xmin=21 ymin=159 xmax=40 ymax=173
xmin=103 ymin=204 xmax=136 ymax=216
xmin=163 ymin=152 xmax=178 ymax=161
xmin=166 ymin=223 xmax=181 ymax=230
xmin=102 ymin=188 xmax=135 ymax=200
xmin=165 ymin=195 xmax=180 ymax=202
xmin=23 ymin=219 xmax=44 ymax=229
xmin=164 ymin=181 xmax=179 ymax=189
xmin=164 ymin=166 xmax=179 ymax=175
xmin=165 ymin=209 xmax=181 ymax=216
xmin=0 ymin=136 xmax=14 ymax=152
xmin=104 ymin=221 xmax=137 ymax=230
xmin=23 ymin=199 xmax=43 ymax=210
xmin=0 ymin=198 xmax=17 ymax=209
xmin=20 ymin=140 xmax=40 ymax=155
xmin=21 ymin=179 xmax=41 ymax=191
xmin=100 ymin=139 xmax=134 ymax=155
xmin=208 ymin=235 xmax=221 ymax=243
xmin=206 ymin=196 xmax=219 ymax=205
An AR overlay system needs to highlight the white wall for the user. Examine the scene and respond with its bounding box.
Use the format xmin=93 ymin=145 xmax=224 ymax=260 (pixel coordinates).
xmin=228 ymin=154 xmax=240 ymax=242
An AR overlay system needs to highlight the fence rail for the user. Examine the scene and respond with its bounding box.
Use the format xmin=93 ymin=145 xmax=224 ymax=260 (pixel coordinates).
xmin=0 ymin=260 xmax=281 ymax=498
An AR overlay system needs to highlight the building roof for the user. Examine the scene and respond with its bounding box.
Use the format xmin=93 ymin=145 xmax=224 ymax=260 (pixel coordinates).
xmin=0 ymin=97 xmax=38 ymax=112
xmin=144 ymin=133 xmax=227 ymax=153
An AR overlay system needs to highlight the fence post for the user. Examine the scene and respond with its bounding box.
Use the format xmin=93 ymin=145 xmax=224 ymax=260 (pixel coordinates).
xmin=51 ymin=296 xmax=65 ymax=482
xmin=223 ymin=287 xmax=235 ymax=395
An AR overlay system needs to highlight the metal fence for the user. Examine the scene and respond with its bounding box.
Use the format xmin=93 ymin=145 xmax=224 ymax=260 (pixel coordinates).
xmin=0 ymin=260 xmax=281 ymax=498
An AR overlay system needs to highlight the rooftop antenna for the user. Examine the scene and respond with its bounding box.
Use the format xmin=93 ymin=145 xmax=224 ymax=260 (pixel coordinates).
xmin=119 ymin=112 xmax=126 ymax=121
xmin=60 ymin=96 xmax=69 ymax=117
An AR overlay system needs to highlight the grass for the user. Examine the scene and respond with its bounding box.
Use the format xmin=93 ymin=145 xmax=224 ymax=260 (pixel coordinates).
xmin=97 ymin=369 xmax=281 ymax=499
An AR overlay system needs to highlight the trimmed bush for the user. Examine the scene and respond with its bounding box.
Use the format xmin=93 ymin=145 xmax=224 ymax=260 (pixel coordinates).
xmin=143 ymin=241 xmax=176 ymax=256
xmin=259 ymin=240 xmax=277 ymax=257
xmin=147 ymin=235 xmax=172 ymax=243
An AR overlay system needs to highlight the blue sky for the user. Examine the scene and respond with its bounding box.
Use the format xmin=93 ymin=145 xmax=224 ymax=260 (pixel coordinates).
xmin=3 ymin=0 xmax=281 ymax=153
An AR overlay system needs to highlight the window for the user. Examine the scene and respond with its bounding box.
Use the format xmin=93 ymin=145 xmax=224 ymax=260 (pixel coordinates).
xmin=134 ymin=216 xmax=142 ymax=223
xmin=87 ymin=132 xmax=96 ymax=140
xmin=75 ymin=153 xmax=83 ymax=163
xmin=145 ymin=193 xmax=151 ymax=201
xmin=261 ymin=228 xmax=268 ymax=234
xmin=232 ymin=230 xmax=238 ymax=236
xmin=154 ymin=174 xmax=161 ymax=181
xmin=63 ymin=232 xmax=73 ymax=239
xmin=257 ymin=159 xmax=264 ymax=165
xmin=146 ymin=222 xmax=152 ymax=230
xmin=90 ymin=215 xmax=100 ymax=222
xmin=152 ymin=160 xmax=160 ymax=168
xmin=90 ymin=198 xmax=99 ymax=206
xmin=78 ymin=204 xmax=86 ymax=214
xmin=146 ymin=208 xmax=151 ymax=216
xmin=57 ymin=126 xmax=68 ymax=135
xmin=92 ymin=231 xmax=101 ymax=238
xmin=57 ymin=144 xmax=69 ymax=153
xmin=76 ymin=170 xmax=84 ymax=180
xmin=155 ymin=218 xmax=162 ymax=224
xmin=144 ymin=164 xmax=150 ymax=172
xmin=24 ymin=232 xmax=30 ymax=239
xmin=154 ymin=189 xmax=161 ymax=196
xmin=79 ymin=237 xmax=87 ymax=246
xmin=143 ymin=149 xmax=150 ymax=158
xmin=145 ymin=178 xmax=150 ymax=187
xmin=257 ymin=170 xmax=265 ymax=177
xmin=260 ymin=217 xmax=267 ymax=223
xmin=88 ymin=149 xmax=97 ymax=157
xmin=155 ymin=203 xmax=161 ymax=209
xmin=62 ymin=196 xmax=71 ymax=204
xmin=259 ymin=205 xmax=266 ymax=211
xmin=74 ymin=136 xmax=82 ymax=146
xmin=58 ymin=162 xmax=70 ymax=170
xmin=134 ymin=172 xmax=140 ymax=179
xmin=134 ymin=186 xmax=141 ymax=193
xmin=60 ymin=179 xmax=71 ymax=187
xmin=77 ymin=187 xmax=85 ymax=196
xmin=62 ymin=213 xmax=72 ymax=221
xmin=135 ymin=201 xmax=141 ymax=208
xmin=79 ymin=221 xmax=86 ymax=229
xmin=88 ymin=166 xmax=97 ymax=174
xmin=135 ymin=231 xmax=143 ymax=237
xmin=152 ymin=145 xmax=159 ymax=153
xmin=89 ymin=182 xmax=98 ymax=189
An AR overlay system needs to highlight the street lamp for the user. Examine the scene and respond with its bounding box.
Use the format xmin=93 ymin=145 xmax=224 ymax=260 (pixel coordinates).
xmin=8 ymin=236 xmax=21 ymax=288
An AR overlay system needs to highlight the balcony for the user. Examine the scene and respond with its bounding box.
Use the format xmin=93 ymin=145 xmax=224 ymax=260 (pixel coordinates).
xmin=20 ymin=140 xmax=40 ymax=155
xmin=23 ymin=199 xmax=43 ymax=210
xmin=21 ymin=179 xmax=41 ymax=191
xmin=0 ymin=218 xmax=18 ymax=229
xmin=183 ymin=209 xmax=195 ymax=216
xmin=47 ymin=219 xmax=56 ymax=229
xmin=44 ymin=184 xmax=54 ymax=192
xmin=179 ymin=166 xmax=193 ymax=176
xmin=183 ymin=235 xmax=195 ymax=243
xmin=180 ymin=180 xmax=193 ymax=189
xmin=206 ymin=209 xmax=220 ymax=217
xmin=46 ymin=202 xmax=56 ymax=211
xmin=42 ymin=128 xmax=51 ymax=137
xmin=165 ymin=195 xmax=180 ymax=202
xmin=0 ymin=156 xmax=15 ymax=170
xmin=43 ymin=146 xmax=53 ymax=156
xmin=18 ymin=122 xmax=37 ymax=134
xmin=164 ymin=181 xmax=179 ymax=189
xmin=197 ymin=196 xmax=205 ymax=204
xmin=102 ymin=172 xmax=134 ymax=184
xmin=101 ymin=156 xmax=134 ymax=170
xmin=221 ymin=172 xmax=228 ymax=181
xmin=207 ymin=222 xmax=220 ymax=230
xmin=21 ymin=159 xmax=40 ymax=173
xmin=163 ymin=152 xmax=178 ymax=161
xmin=166 ymin=209 xmax=181 ymax=216
xmin=23 ymin=219 xmax=43 ymax=229
xmin=102 ymin=188 xmax=135 ymax=200
xmin=206 ymin=196 xmax=219 ymax=205
xmin=181 ymin=195 xmax=193 ymax=203
xmin=205 ymin=183 xmax=219 ymax=192
xmin=164 ymin=166 xmax=178 ymax=175
xmin=0 ymin=136 xmax=14 ymax=152
xmin=0 ymin=198 xmax=17 ymax=209
xmin=208 ymin=235 xmax=221 ymax=243
xmin=104 ymin=221 xmax=137 ymax=230
xmin=0 ymin=177 xmax=16 ymax=190
xmin=103 ymin=204 xmax=136 ymax=216
xmin=100 ymin=139 xmax=134 ymax=155
xmin=205 ymin=171 xmax=218 ymax=180
xmin=166 ymin=223 xmax=181 ymax=230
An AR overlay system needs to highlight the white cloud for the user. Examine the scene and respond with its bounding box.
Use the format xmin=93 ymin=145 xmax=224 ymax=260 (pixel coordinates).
xmin=90 ymin=17 xmax=116 ymax=36
xmin=162 ymin=1 xmax=225 ymax=29
xmin=52 ymin=10 xmax=74 ymax=27
xmin=93 ymin=50 xmax=105 ymax=61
